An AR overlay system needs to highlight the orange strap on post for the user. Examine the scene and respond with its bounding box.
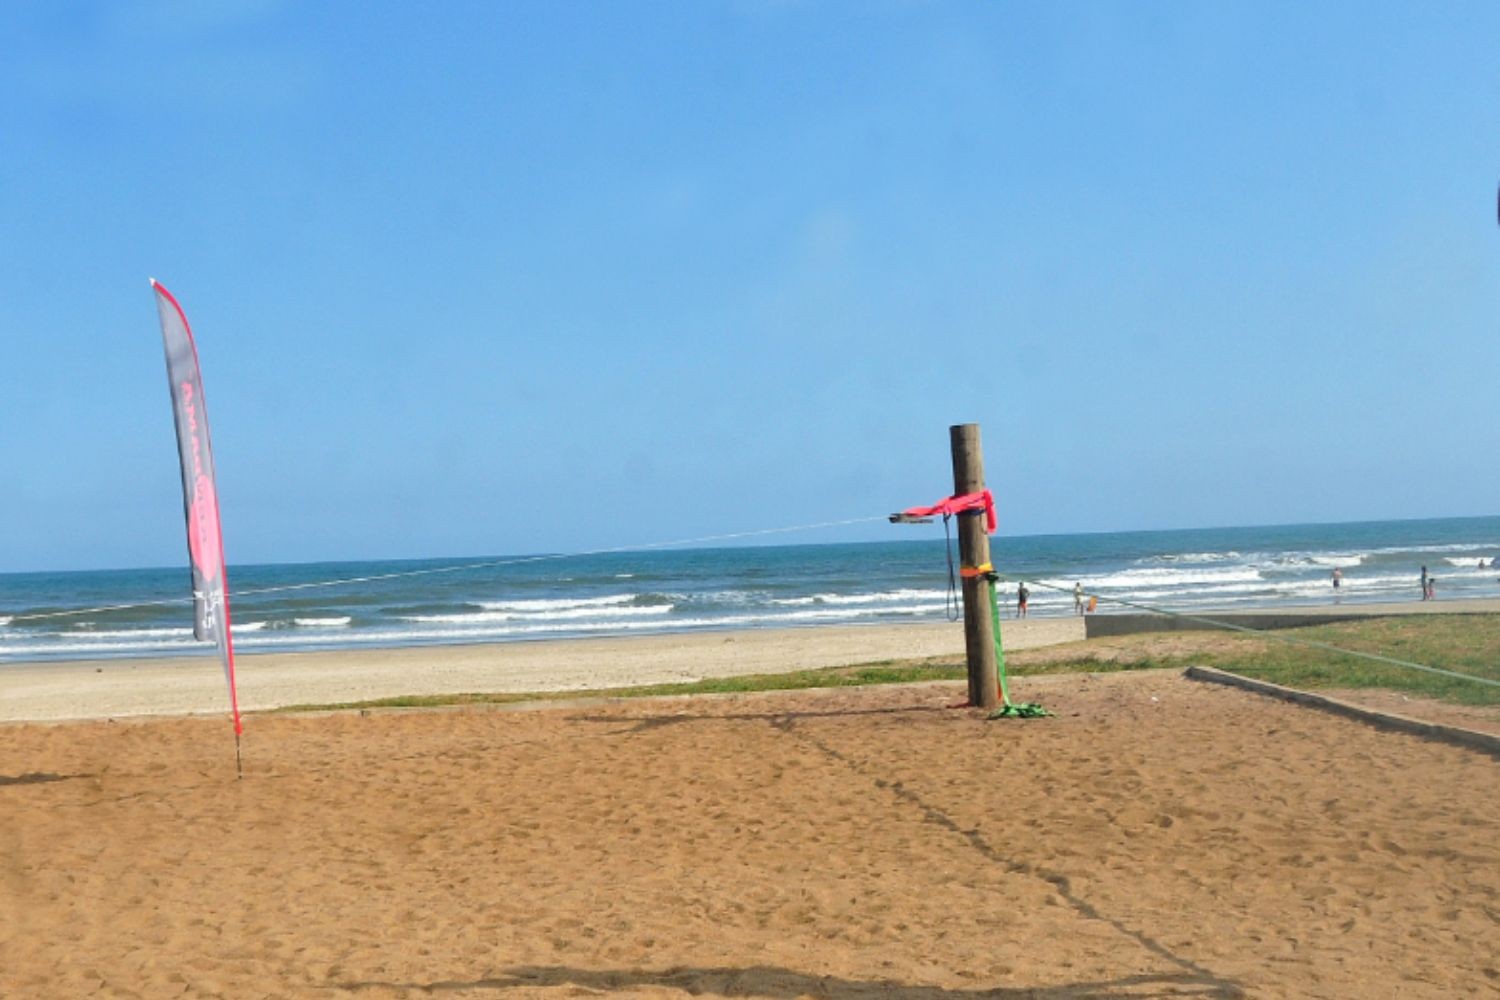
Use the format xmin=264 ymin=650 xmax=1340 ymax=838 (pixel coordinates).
xmin=959 ymin=563 xmax=993 ymax=579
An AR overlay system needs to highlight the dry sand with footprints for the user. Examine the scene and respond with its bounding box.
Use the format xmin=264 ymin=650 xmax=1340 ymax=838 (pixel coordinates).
xmin=3 ymin=668 xmax=1497 ymax=998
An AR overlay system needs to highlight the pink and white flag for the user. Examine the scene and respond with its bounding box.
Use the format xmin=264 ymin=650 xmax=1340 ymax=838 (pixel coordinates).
xmin=151 ymin=279 xmax=243 ymax=739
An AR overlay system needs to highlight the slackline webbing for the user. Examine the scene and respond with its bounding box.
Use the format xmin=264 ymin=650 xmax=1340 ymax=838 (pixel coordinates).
xmin=986 ymin=574 xmax=1048 ymax=719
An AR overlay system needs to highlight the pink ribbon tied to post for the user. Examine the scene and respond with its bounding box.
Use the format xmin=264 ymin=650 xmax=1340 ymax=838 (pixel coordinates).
xmin=894 ymin=490 xmax=997 ymax=534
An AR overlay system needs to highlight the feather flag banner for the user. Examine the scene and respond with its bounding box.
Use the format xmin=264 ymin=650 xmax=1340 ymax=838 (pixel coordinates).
xmin=151 ymin=279 xmax=244 ymax=771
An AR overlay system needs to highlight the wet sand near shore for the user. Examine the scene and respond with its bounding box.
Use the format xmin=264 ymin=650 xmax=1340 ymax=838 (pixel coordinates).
xmin=2 ymin=672 xmax=1496 ymax=998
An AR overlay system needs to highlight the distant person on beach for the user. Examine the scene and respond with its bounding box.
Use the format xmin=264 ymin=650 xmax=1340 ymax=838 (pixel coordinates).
xmin=1420 ymin=565 xmax=1429 ymax=601
xmin=1332 ymin=567 xmax=1342 ymax=601
xmin=1426 ymin=576 xmax=1436 ymax=601
xmin=1073 ymin=582 xmax=1084 ymax=615
xmin=1017 ymin=582 xmax=1030 ymax=618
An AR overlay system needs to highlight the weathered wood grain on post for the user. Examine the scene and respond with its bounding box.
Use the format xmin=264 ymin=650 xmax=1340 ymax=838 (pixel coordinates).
xmin=949 ymin=423 xmax=999 ymax=710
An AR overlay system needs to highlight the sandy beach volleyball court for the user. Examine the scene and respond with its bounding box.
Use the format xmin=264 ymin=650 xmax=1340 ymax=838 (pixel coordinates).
xmin=3 ymin=669 xmax=1497 ymax=998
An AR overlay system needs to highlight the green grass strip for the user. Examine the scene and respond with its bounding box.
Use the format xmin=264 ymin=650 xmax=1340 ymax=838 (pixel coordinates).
xmin=272 ymin=614 xmax=1500 ymax=715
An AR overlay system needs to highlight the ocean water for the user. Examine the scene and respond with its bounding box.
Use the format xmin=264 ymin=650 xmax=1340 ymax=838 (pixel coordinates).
xmin=1 ymin=516 xmax=1497 ymax=664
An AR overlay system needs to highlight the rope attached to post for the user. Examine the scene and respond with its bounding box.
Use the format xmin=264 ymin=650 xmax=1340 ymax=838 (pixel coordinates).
xmin=942 ymin=515 xmax=962 ymax=622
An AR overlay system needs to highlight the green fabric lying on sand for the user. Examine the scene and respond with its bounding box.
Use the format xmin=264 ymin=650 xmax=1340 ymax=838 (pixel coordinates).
xmin=987 ymin=576 xmax=1049 ymax=720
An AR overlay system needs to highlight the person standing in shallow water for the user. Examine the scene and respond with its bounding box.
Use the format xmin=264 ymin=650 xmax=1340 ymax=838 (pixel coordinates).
xmin=1017 ymin=582 xmax=1030 ymax=618
xmin=1420 ymin=565 xmax=1429 ymax=600
xmin=1073 ymin=581 xmax=1084 ymax=615
xmin=1332 ymin=567 xmax=1342 ymax=602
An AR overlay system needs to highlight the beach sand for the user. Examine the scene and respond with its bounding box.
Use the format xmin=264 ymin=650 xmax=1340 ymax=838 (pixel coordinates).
xmin=0 ymin=619 xmax=1085 ymax=723
xmin=2 ymin=671 xmax=1496 ymax=998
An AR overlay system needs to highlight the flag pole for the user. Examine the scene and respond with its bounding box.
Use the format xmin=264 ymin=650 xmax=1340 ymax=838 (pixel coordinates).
xmin=151 ymin=278 xmax=245 ymax=778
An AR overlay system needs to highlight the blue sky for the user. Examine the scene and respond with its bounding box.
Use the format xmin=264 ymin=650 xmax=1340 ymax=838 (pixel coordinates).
xmin=3 ymin=1 xmax=1497 ymax=572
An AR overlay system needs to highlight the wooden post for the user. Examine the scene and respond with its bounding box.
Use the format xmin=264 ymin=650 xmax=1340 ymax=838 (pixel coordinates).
xmin=950 ymin=424 xmax=999 ymax=710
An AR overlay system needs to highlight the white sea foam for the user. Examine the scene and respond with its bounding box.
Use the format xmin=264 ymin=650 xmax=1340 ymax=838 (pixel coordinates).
xmin=57 ymin=626 xmax=195 ymax=641
xmin=683 ymin=590 xmax=766 ymax=606
xmin=771 ymin=589 xmax=946 ymax=607
xmin=477 ymin=594 xmax=640 ymax=612
xmin=294 ymin=616 xmax=352 ymax=628
xmin=3 ymin=593 xmax=959 ymax=662
xmin=1263 ymin=552 xmax=1366 ymax=569
xmin=0 ymin=629 xmax=203 ymax=654
xmin=1061 ymin=567 xmax=1264 ymax=591
xmin=1145 ymin=551 xmax=1242 ymax=564
xmin=1321 ymin=541 xmax=1500 ymax=563
xmin=1041 ymin=564 xmax=1471 ymax=610
xmin=404 ymin=604 xmax=674 ymax=625
xmin=1108 ymin=570 xmax=1450 ymax=607
xmin=1348 ymin=572 xmax=1436 ymax=587
xmin=1392 ymin=542 xmax=1500 ymax=555
xmin=264 ymin=600 xmax=951 ymax=647
xmin=1304 ymin=553 xmax=1364 ymax=568
xmin=0 ymin=638 xmax=202 ymax=658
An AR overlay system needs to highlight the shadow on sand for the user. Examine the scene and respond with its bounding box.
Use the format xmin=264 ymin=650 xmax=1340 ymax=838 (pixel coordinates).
xmin=572 ymin=702 xmax=951 ymax=736
xmin=0 ymin=771 xmax=86 ymax=787
xmin=338 ymin=963 xmax=1242 ymax=997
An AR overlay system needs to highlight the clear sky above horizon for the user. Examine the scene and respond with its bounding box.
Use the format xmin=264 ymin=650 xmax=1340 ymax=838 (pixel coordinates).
xmin=3 ymin=1 xmax=1497 ymax=572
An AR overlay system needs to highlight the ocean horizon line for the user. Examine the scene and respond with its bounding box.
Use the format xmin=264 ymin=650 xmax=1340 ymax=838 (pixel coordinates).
xmin=8 ymin=511 xmax=1499 ymax=580
xmin=5 ymin=514 xmax=1498 ymax=664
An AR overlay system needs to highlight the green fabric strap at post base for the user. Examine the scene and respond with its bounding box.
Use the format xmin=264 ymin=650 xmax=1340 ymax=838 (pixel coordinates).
xmin=990 ymin=701 xmax=1050 ymax=719
xmin=985 ymin=576 xmax=1049 ymax=720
